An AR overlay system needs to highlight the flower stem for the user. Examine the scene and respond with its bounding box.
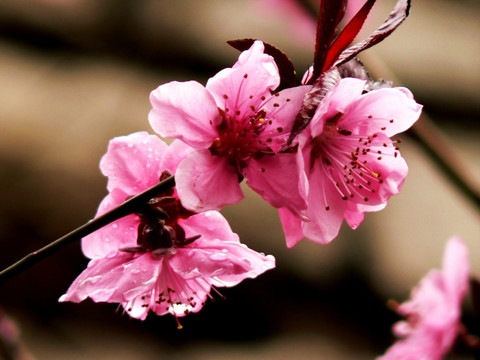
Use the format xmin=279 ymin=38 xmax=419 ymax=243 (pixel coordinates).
xmin=0 ymin=175 xmax=175 ymax=284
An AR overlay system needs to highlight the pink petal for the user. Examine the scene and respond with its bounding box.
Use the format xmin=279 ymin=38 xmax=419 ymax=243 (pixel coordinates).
xmin=175 ymin=150 xmax=244 ymax=212
xmin=174 ymin=212 xmax=275 ymax=285
xmin=59 ymin=252 xmax=159 ymax=303
xmin=160 ymin=139 xmax=195 ymax=175
xmin=260 ymin=85 xmax=311 ymax=151
xmin=442 ymin=237 xmax=470 ymax=305
xmin=302 ymin=169 xmax=347 ymax=244
xmin=344 ymin=85 xmax=423 ymax=137
xmin=149 ymin=81 xmax=221 ymax=149
xmin=346 ymin=132 xmax=409 ymax=204
xmin=81 ymin=188 xmax=139 ymax=259
xmin=309 ymin=78 xmax=366 ymax=133
xmin=344 ymin=202 xmax=386 ymax=229
xmin=100 ymin=132 xmax=167 ymax=193
xmin=179 ymin=211 xmax=239 ymax=244
xmin=245 ymin=153 xmax=306 ymax=214
xmin=277 ymin=207 xmax=305 ymax=248
xmin=206 ymin=41 xmax=279 ymax=116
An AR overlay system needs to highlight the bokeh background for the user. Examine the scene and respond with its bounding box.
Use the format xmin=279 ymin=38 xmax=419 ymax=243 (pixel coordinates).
xmin=0 ymin=0 xmax=479 ymax=359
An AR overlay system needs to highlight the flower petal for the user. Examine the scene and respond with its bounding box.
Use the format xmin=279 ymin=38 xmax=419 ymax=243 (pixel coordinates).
xmin=82 ymin=188 xmax=139 ymax=259
xmin=100 ymin=132 xmax=168 ymax=193
xmin=344 ymin=85 xmax=422 ymax=137
xmin=206 ymin=41 xmax=279 ymax=116
xmin=245 ymin=153 xmax=306 ymax=214
xmin=174 ymin=211 xmax=275 ymax=285
xmin=442 ymin=237 xmax=470 ymax=305
xmin=59 ymin=252 xmax=159 ymax=304
xmin=277 ymin=207 xmax=305 ymax=248
xmin=260 ymin=85 xmax=311 ymax=151
xmin=302 ymin=169 xmax=347 ymax=244
xmin=160 ymin=139 xmax=195 ymax=175
xmin=175 ymin=150 xmax=244 ymax=212
xmin=149 ymin=81 xmax=221 ymax=148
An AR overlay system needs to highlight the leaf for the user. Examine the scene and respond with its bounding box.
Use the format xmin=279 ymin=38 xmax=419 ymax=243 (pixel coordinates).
xmin=337 ymin=58 xmax=371 ymax=80
xmin=311 ymin=0 xmax=348 ymax=83
xmin=227 ymin=38 xmax=297 ymax=91
xmin=288 ymin=68 xmax=341 ymax=144
xmin=322 ymin=0 xmax=376 ymax=72
xmin=335 ymin=0 xmax=411 ymax=67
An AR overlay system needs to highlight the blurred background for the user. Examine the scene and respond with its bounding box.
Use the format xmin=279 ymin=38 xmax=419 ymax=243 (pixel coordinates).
xmin=0 ymin=0 xmax=479 ymax=359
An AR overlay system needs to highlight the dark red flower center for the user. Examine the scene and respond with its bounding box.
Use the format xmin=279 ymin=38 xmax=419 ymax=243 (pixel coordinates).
xmin=121 ymin=171 xmax=199 ymax=254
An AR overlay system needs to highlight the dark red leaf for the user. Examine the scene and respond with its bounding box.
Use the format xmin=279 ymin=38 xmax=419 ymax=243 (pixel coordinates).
xmin=322 ymin=0 xmax=376 ymax=72
xmin=335 ymin=0 xmax=411 ymax=67
xmin=227 ymin=38 xmax=297 ymax=90
xmin=311 ymin=0 xmax=347 ymax=83
xmin=288 ymin=68 xmax=341 ymax=144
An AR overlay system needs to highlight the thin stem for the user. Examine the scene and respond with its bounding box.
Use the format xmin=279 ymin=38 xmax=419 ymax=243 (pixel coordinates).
xmin=0 ymin=175 xmax=175 ymax=284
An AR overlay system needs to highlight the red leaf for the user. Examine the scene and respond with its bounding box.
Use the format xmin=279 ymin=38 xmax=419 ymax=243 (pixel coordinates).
xmin=335 ymin=0 xmax=411 ymax=67
xmin=322 ymin=0 xmax=376 ymax=72
xmin=227 ymin=38 xmax=297 ymax=90
xmin=311 ymin=0 xmax=347 ymax=83
xmin=288 ymin=68 xmax=341 ymax=144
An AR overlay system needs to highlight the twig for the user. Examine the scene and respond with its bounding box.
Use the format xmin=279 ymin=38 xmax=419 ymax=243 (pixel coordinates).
xmin=0 ymin=175 xmax=175 ymax=284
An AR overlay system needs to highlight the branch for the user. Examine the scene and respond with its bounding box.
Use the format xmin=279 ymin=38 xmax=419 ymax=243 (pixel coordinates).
xmin=0 ymin=175 xmax=175 ymax=284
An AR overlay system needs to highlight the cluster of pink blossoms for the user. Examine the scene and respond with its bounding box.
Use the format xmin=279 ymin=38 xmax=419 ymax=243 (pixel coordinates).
xmin=61 ymin=39 xmax=423 ymax=322
xmin=149 ymin=40 xmax=422 ymax=246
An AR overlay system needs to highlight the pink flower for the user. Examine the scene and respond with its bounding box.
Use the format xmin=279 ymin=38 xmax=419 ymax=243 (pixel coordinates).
xmin=60 ymin=132 xmax=275 ymax=321
xmin=279 ymin=78 xmax=422 ymax=246
xmin=148 ymin=40 xmax=310 ymax=213
xmin=378 ymin=237 xmax=470 ymax=360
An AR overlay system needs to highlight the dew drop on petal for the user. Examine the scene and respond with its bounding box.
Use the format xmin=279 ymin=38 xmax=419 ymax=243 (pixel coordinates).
xmin=86 ymin=275 xmax=102 ymax=285
xmin=209 ymin=253 xmax=228 ymax=261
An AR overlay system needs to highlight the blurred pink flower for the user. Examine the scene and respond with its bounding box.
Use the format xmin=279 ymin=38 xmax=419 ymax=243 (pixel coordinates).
xmin=378 ymin=236 xmax=470 ymax=360
xmin=60 ymin=132 xmax=275 ymax=321
xmin=279 ymin=78 xmax=422 ymax=246
xmin=149 ymin=40 xmax=310 ymax=213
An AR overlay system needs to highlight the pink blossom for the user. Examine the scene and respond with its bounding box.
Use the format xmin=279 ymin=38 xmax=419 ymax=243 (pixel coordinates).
xmin=378 ymin=237 xmax=470 ymax=360
xmin=60 ymin=132 xmax=275 ymax=321
xmin=279 ymin=78 xmax=422 ymax=246
xmin=148 ymin=40 xmax=310 ymax=213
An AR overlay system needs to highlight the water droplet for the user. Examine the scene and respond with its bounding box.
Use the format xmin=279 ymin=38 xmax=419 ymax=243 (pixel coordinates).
xmin=209 ymin=253 xmax=228 ymax=261
xmin=87 ymin=275 xmax=102 ymax=284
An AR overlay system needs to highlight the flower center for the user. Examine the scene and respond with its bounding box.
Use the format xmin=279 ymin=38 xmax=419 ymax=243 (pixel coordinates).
xmin=209 ymin=107 xmax=274 ymax=169
xmin=121 ymin=171 xmax=200 ymax=254
xmin=311 ymin=112 xmax=399 ymax=210
xmin=208 ymin=73 xmax=290 ymax=176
